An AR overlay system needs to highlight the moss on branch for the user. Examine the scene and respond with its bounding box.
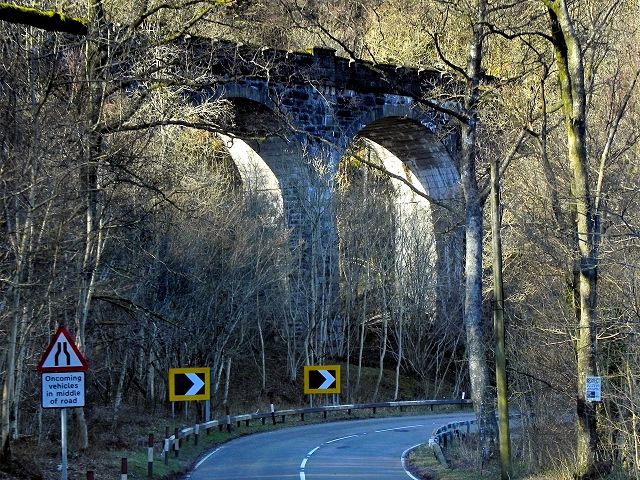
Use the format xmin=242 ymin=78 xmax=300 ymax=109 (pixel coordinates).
xmin=0 ymin=2 xmax=88 ymax=35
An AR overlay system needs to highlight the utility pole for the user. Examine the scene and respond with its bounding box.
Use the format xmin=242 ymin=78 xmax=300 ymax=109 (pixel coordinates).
xmin=491 ymin=156 xmax=511 ymax=479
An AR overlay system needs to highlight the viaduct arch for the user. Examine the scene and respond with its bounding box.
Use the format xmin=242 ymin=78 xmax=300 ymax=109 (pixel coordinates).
xmin=193 ymin=40 xmax=464 ymax=360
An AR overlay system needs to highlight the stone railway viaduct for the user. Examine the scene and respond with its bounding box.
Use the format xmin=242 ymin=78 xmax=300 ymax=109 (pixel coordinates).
xmin=182 ymin=39 xmax=465 ymax=355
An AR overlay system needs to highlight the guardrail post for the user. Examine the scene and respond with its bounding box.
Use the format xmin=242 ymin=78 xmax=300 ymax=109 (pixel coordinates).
xmin=120 ymin=458 xmax=128 ymax=480
xmin=300 ymin=413 xmax=305 ymax=421
xmin=432 ymin=443 xmax=448 ymax=468
xmin=262 ymin=417 xmax=266 ymax=425
xmin=174 ymin=428 xmax=180 ymax=458
xmin=194 ymin=423 xmax=199 ymax=446
xmin=372 ymin=407 xmax=376 ymax=415
xmin=87 ymin=470 xmax=95 ymax=480
xmin=323 ymin=411 xmax=327 ymax=419
xmin=281 ymin=414 xmax=286 ymax=423
xmin=226 ymin=406 xmax=231 ymax=433
xmin=147 ymin=433 xmax=154 ymax=478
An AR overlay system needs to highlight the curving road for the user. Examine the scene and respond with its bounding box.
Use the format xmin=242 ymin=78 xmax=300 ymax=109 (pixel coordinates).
xmin=185 ymin=412 xmax=475 ymax=479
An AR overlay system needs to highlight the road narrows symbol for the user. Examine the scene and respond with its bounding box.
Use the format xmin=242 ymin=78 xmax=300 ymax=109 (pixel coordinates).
xmin=37 ymin=326 xmax=89 ymax=373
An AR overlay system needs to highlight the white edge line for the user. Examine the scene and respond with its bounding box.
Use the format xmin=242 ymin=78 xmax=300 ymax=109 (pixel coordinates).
xmin=194 ymin=447 xmax=222 ymax=470
xmin=308 ymin=446 xmax=320 ymax=455
xmin=300 ymin=472 xmax=306 ymax=480
xmin=301 ymin=458 xmax=308 ymax=469
xmin=401 ymin=443 xmax=424 ymax=480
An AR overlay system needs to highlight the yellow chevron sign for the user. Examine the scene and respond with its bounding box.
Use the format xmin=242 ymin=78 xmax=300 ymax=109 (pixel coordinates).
xmin=168 ymin=367 xmax=210 ymax=401
xmin=304 ymin=365 xmax=341 ymax=394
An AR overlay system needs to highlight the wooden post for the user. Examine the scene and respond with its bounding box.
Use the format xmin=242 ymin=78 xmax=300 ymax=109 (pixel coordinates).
xmin=270 ymin=396 xmax=276 ymax=426
xmin=226 ymin=406 xmax=231 ymax=433
xmin=491 ymin=155 xmax=512 ymax=480
xmin=432 ymin=444 xmax=448 ymax=468
xmin=86 ymin=471 xmax=95 ymax=480
xmin=163 ymin=438 xmax=169 ymax=465
xmin=120 ymin=458 xmax=128 ymax=480
xmin=147 ymin=433 xmax=154 ymax=478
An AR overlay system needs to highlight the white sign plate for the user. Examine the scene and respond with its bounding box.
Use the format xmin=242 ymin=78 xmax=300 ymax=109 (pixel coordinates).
xmin=585 ymin=376 xmax=602 ymax=402
xmin=41 ymin=372 xmax=85 ymax=408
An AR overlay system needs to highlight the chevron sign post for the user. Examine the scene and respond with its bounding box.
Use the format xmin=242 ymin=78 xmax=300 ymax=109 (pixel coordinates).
xmin=168 ymin=368 xmax=210 ymax=401
xmin=304 ymin=365 xmax=341 ymax=395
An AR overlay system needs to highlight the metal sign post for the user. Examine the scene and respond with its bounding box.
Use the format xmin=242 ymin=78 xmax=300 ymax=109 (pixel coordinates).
xmin=60 ymin=408 xmax=68 ymax=480
xmin=37 ymin=326 xmax=89 ymax=480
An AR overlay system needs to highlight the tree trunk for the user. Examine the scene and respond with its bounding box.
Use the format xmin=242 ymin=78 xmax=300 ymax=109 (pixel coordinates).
xmin=458 ymin=0 xmax=497 ymax=457
xmin=544 ymin=2 xmax=600 ymax=477
xmin=463 ymin=196 xmax=497 ymax=457
xmin=223 ymin=356 xmax=232 ymax=407
xmin=257 ymin=318 xmax=267 ymax=392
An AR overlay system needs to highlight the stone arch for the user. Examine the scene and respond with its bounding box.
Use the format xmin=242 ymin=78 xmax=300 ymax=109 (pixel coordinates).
xmin=342 ymin=115 xmax=463 ymax=320
xmin=214 ymin=91 xmax=343 ymax=363
xmin=214 ymin=95 xmax=306 ymax=223
xmin=340 ymin=100 xmax=446 ymax=149
xmin=215 ymin=134 xmax=284 ymax=216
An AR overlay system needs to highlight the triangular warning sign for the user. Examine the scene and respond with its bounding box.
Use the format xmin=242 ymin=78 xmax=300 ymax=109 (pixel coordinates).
xmin=37 ymin=326 xmax=89 ymax=372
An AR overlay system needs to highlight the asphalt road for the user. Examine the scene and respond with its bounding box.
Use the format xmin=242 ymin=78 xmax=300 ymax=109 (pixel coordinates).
xmin=185 ymin=411 xmax=475 ymax=479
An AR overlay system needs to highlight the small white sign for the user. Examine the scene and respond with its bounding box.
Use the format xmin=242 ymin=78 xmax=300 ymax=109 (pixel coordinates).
xmin=41 ymin=372 xmax=85 ymax=408
xmin=585 ymin=376 xmax=602 ymax=402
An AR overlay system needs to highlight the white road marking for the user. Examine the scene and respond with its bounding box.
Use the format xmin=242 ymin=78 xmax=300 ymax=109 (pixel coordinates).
xmin=401 ymin=443 xmax=424 ymax=480
xmin=376 ymin=424 xmax=424 ymax=433
xmin=324 ymin=434 xmax=358 ymax=444
xmin=299 ymin=423 xmax=428 ymax=478
xmin=194 ymin=447 xmax=222 ymax=470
